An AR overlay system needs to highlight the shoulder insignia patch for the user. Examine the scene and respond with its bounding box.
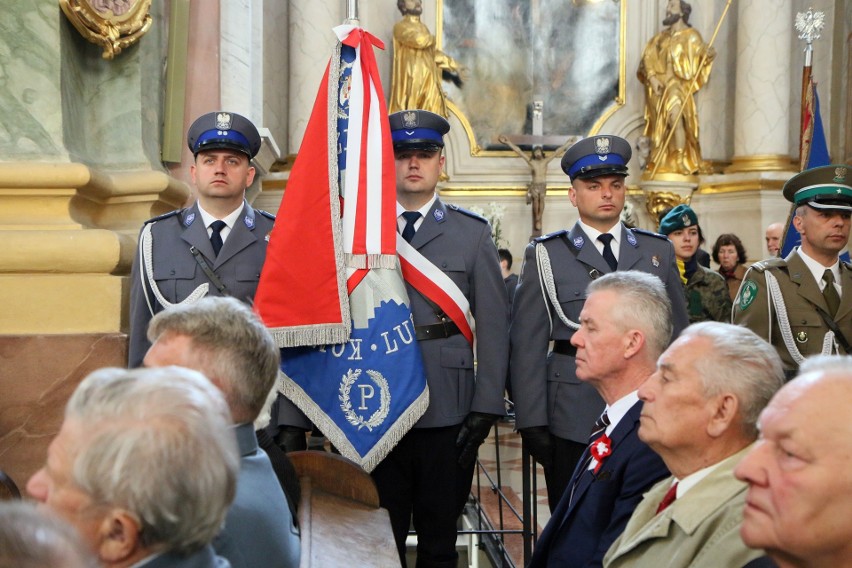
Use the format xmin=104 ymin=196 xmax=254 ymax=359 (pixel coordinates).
xmin=256 ymin=209 xmax=276 ymax=220
xmin=629 ymin=227 xmax=668 ymax=241
xmin=626 ymin=231 xmax=637 ymax=247
xmin=737 ymin=279 xmax=759 ymax=311
xmin=533 ymin=229 xmax=567 ymax=243
xmin=143 ymin=209 xmax=182 ymax=225
xmin=446 ymin=203 xmax=487 ymax=223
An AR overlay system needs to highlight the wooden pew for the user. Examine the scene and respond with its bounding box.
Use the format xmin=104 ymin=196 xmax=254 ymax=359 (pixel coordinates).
xmin=289 ymin=451 xmax=400 ymax=567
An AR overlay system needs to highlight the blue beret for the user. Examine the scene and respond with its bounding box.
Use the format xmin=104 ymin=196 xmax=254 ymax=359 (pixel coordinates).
xmin=388 ymin=110 xmax=450 ymax=151
xmin=561 ymin=135 xmax=632 ymax=180
xmin=782 ymin=165 xmax=852 ymax=212
xmin=187 ymin=111 xmax=261 ymax=159
xmin=658 ymin=204 xmax=699 ymax=236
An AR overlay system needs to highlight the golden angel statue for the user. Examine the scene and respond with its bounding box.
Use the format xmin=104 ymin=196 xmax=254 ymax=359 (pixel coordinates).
xmin=389 ymin=0 xmax=463 ymax=118
xmin=637 ymin=0 xmax=715 ymax=176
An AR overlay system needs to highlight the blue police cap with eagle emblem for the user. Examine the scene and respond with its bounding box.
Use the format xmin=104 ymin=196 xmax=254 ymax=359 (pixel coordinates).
xmin=388 ymin=110 xmax=450 ymax=152
xmin=560 ymin=135 xmax=632 ymax=180
xmin=782 ymin=164 xmax=852 ymax=212
xmin=187 ymin=111 xmax=261 ymax=159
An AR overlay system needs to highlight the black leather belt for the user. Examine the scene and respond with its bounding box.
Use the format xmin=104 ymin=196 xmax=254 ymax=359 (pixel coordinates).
xmin=552 ymin=340 xmax=577 ymax=357
xmin=415 ymin=320 xmax=461 ymax=341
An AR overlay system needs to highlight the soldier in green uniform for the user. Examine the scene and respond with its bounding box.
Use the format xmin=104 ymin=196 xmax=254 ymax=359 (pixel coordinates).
xmin=659 ymin=204 xmax=731 ymax=323
xmin=733 ymin=165 xmax=852 ymax=376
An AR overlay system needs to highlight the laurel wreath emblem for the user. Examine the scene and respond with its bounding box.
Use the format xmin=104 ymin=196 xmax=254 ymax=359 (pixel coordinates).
xmin=339 ymin=368 xmax=391 ymax=431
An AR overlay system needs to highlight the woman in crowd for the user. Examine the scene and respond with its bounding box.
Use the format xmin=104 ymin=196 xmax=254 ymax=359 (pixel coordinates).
xmin=659 ymin=205 xmax=732 ymax=323
xmin=712 ymin=233 xmax=748 ymax=302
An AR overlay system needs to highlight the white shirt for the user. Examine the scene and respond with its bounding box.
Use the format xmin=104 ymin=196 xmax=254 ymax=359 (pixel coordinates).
xmin=797 ymin=246 xmax=841 ymax=296
xmin=588 ymin=390 xmax=639 ymax=471
xmin=578 ymin=220 xmax=621 ymax=263
xmin=197 ymin=202 xmax=245 ymax=245
xmin=396 ymin=194 xmax=438 ymax=235
xmin=667 ymin=460 xmax=724 ymax=500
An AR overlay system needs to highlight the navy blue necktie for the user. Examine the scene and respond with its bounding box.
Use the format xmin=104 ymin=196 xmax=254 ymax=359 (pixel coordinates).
xmin=598 ymin=234 xmax=618 ymax=271
xmin=568 ymin=411 xmax=611 ymax=505
xmin=401 ymin=211 xmax=421 ymax=243
xmin=210 ymin=220 xmax=227 ymax=256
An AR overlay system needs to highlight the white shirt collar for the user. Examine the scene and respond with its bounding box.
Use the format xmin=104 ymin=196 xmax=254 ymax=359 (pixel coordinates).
xmin=197 ymin=201 xmax=244 ymax=242
xmin=578 ymin=220 xmax=621 ymax=260
xmin=672 ymin=460 xmax=724 ymax=499
xmin=396 ymin=194 xmax=437 ymax=233
xmin=604 ymin=390 xmax=639 ymax=436
xmin=797 ymin=247 xmax=841 ymax=291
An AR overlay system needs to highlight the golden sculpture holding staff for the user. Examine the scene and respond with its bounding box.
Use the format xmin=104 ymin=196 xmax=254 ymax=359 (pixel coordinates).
xmin=638 ymin=0 xmax=715 ymax=177
xmin=389 ymin=0 xmax=463 ymax=118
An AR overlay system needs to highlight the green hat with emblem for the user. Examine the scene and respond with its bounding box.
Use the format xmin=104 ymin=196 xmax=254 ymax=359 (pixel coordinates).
xmin=658 ymin=204 xmax=699 ymax=236
xmin=782 ymin=165 xmax=852 ymax=212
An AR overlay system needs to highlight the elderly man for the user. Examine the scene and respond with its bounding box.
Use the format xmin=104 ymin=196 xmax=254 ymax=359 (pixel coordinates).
xmin=603 ymin=322 xmax=785 ymax=567
xmin=735 ymin=355 xmax=852 ymax=568
xmin=27 ymin=367 xmax=238 ymax=568
xmin=765 ymin=222 xmax=784 ymax=258
xmin=0 ymin=502 xmax=97 ymax=568
xmin=529 ymin=271 xmax=671 ymax=567
xmin=144 ymin=296 xmax=300 ymax=568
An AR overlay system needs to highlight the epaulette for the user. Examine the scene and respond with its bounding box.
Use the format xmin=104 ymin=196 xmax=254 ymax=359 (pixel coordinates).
xmin=143 ymin=209 xmax=182 ymax=225
xmin=446 ymin=203 xmax=487 ymax=223
xmin=534 ymin=229 xmax=567 ymax=243
xmin=255 ymin=208 xmax=276 ymax=220
xmin=629 ymin=227 xmax=668 ymax=241
xmin=749 ymin=257 xmax=786 ymax=273
xmin=842 ymin=260 xmax=852 ymax=271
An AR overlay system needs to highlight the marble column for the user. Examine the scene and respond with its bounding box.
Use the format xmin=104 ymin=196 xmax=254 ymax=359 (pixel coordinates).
xmin=727 ymin=0 xmax=795 ymax=172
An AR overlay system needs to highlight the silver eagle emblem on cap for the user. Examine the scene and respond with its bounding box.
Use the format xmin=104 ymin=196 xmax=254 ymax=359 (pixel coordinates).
xmin=595 ymin=137 xmax=611 ymax=156
xmin=835 ymin=167 xmax=848 ymax=183
xmin=682 ymin=213 xmax=692 ymax=227
xmin=215 ymin=113 xmax=233 ymax=130
xmin=402 ymin=111 xmax=418 ymax=128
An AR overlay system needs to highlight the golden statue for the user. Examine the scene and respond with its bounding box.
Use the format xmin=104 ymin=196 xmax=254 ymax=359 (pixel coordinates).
xmin=638 ymin=0 xmax=715 ymax=176
xmin=389 ymin=0 xmax=463 ymax=118
xmin=498 ymin=136 xmax=573 ymax=239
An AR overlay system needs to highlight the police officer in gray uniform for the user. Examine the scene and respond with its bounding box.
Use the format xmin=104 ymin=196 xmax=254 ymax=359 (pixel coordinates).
xmin=128 ymin=111 xmax=275 ymax=367
xmin=371 ymin=110 xmax=509 ymax=567
xmin=509 ymin=135 xmax=689 ymax=511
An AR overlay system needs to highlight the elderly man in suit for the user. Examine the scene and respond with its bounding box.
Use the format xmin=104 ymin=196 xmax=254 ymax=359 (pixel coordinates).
xmin=144 ymin=296 xmax=300 ymax=568
xmin=735 ymin=355 xmax=852 ymax=568
xmin=128 ymin=111 xmax=276 ymax=367
xmin=371 ymin=109 xmax=509 ymax=567
xmin=27 ymin=367 xmax=238 ymax=568
xmin=529 ymin=271 xmax=671 ymax=567
xmin=510 ymin=134 xmax=689 ymax=511
xmin=603 ymin=322 xmax=784 ymax=567
xmin=734 ymin=165 xmax=852 ymax=377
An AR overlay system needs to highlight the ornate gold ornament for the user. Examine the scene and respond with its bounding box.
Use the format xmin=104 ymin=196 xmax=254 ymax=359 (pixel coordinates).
xmin=644 ymin=190 xmax=692 ymax=220
xmin=59 ymin=0 xmax=153 ymax=60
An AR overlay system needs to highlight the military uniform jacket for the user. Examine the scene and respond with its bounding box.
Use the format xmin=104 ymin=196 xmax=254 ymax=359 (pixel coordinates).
xmin=732 ymin=249 xmax=852 ymax=372
xmin=509 ymin=222 xmax=689 ymax=443
xmin=138 ymin=545 xmax=231 ymax=568
xmin=128 ymin=201 xmax=274 ymax=366
xmin=405 ymin=198 xmax=509 ymax=428
xmin=685 ymin=264 xmax=732 ymax=324
xmin=603 ymin=446 xmax=763 ymax=568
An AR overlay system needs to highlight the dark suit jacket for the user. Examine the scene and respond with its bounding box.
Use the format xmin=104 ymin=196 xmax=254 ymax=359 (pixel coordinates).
xmin=138 ymin=545 xmax=230 ymax=567
xmin=529 ymin=401 xmax=669 ymax=568
xmin=510 ymin=223 xmax=688 ymax=443
xmin=405 ymin=198 xmax=509 ymax=427
xmin=128 ymin=201 xmax=274 ymax=367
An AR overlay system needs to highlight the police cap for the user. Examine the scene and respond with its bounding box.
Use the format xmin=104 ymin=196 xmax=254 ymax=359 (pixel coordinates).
xmin=561 ymin=135 xmax=632 ymax=180
xmin=187 ymin=111 xmax=261 ymax=159
xmin=782 ymin=165 xmax=852 ymax=213
xmin=389 ymin=110 xmax=450 ymax=152
xmin=658 ymin=204 xmax=699 ymax=236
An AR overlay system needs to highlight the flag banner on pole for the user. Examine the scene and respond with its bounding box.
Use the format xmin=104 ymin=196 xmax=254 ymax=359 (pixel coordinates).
xmin=780 ymin=79 xmax=847 ymax=260
xmin=254 ymin=25 xmax=428 ymax=472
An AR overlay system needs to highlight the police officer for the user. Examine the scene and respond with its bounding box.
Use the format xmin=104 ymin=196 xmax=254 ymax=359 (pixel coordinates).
xmin=734 ymin=164 xmax=852 ymax=375
xmin=658 ymin=204 xmax=732 ymax=323
xmin=509 ymin=135 xmax=689 ymax=511
xmin=371 ymin=110 xmax=509 ymax=567
xmin=128 ymin=111 xmax=275 ymax=367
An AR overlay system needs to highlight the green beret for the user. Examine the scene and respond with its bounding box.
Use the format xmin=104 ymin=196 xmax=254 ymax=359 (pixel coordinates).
xmin=782 ymin=165 xmax=852 ymax=212
xmin=658 ymin=204 xmax=698 ymax=236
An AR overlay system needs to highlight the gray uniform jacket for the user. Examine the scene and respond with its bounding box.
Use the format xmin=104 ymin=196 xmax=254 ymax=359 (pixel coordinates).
xmin=509 ymin=222 xmax=689 ymax=443
xmin=138 ymin=545 xmax=231 ymax=568
xmin=214 ymin=424 xmax=300 ymax=568
xmin=406 ymin=198 xmax=509 ymax=427
xmin=128 ymin=201 xmax=274 ymax=367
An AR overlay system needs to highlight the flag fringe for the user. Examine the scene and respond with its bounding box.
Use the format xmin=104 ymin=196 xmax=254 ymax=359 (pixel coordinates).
xmin=345 ymin=253 xmax=398 ymax=270
xmin=269 ymin=324 xmax=350 ymax=349
xmin=279 ymin=373 xmax=430 ymax=473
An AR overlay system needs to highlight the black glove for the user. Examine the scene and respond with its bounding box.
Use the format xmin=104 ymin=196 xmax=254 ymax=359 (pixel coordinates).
xmin=456 ymin=412 xmax=499 ymax=469
xmin=520 ymin=426 xmax=553 ymax=470
xmin=272 ymin=425 xmax=309 ymax=453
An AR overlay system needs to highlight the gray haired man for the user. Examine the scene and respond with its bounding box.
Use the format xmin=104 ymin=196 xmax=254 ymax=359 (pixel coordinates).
xmin=27 ymin=366 xmax=239 ymax=568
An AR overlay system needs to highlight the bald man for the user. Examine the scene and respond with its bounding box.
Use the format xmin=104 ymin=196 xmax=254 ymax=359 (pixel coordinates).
xmin=764 ymin=222 xmax=783 ymax=257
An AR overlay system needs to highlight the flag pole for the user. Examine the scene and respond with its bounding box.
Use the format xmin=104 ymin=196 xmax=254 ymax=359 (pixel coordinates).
xmin=345 ymin=0 xmax=359 ymax=24
xmin=647 ymin=0 xmax=732 ymax=180
xmin=794 ymin=7 xmax=825 ymax=165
